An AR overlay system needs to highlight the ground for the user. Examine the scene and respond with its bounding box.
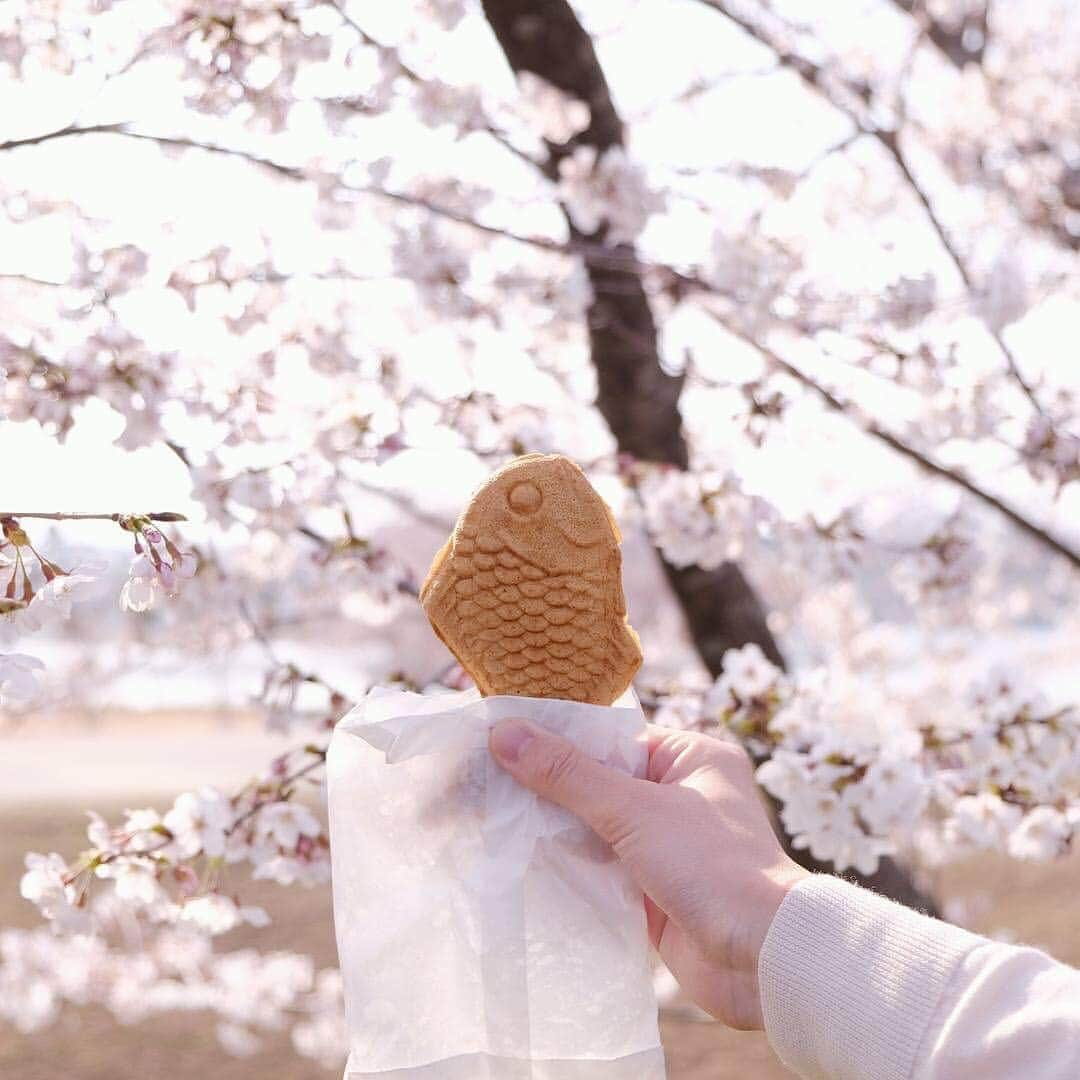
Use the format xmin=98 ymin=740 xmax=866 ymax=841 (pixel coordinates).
xmin=3 ymin=713 xmax=1078 ymax=1078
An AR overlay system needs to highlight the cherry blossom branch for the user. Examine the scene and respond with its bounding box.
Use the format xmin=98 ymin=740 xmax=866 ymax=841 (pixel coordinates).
xmin=689 ymin=0 xmax=1046 ymax=416
xmin=224 ymin=747 xmax=329 ymax=847
xmin=4 ymin=127 xmax=1070 ymax=565
xmin=0 ymin=511 xmax=187 ymax=522
xmin=327 ymin=0 xmax=542 ymax=170
xmin=697 ymin=341 xmax=1080 ymax=569
xmin=0 ymin=29 xmax=1053 ymax=422
xmin=877 ymin=132 xmax=1044 ymax=417
xmin=0 ymin=121 xmax=696 ymax=281
xmin=239 ymin=598 xmax=357 ymax=708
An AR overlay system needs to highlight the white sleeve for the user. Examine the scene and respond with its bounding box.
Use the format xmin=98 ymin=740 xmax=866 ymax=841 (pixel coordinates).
xmin=757 ymin=873 xmax=1044 ymax=1079
xmin=912 ymin=938 xmax=1080 ymax=1079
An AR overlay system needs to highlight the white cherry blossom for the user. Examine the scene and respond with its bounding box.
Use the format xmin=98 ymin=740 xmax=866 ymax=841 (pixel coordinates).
xmin=0 ymin=652 xmax=44 ymax=705
xmin=717 ymin=643 xmax=780 ymax=701
xmin=162 ymin=788 xmax=232 ymax=860
xmin=20 ymin=853 xmax=88 ymax=933
xmin=254 ymin=802 xmax=322 ymax=850
xmin=557 ymin=145 xmax=664 ymax=243
xmin=1008 ymin=807 xmax=1071 ymax=861
xmin=944 ymin=793 xmax=1025 ymax=853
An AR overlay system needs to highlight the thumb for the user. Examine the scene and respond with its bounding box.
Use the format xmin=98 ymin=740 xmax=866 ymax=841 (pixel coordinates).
xmin=488 ymin=718 xmax=641 ymax=844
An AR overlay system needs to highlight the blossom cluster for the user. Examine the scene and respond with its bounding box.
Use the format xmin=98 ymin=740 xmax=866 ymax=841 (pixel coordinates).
xmin=888 ymin=508 xmax=984 ymax=605
xmin=0 ymin=922 xmax=345 ymax=1066
xmin=515 ymin=72 xmax=591 ymax=143
xmin=677 ymin=645 xmax=1079 ymax=876
xmin=927 ymin=670 xmax=1080 ymax=863
xmin=0 ymin=514 xmax=197 ymax=714
xmin=707 ymin=646 xmax=926 ymax=874
xmin=627 ymin=463 xmax=999 ymax=615
xmin=1022 ymin=414 xmax=1080 ymax=491
xmin=118 ymin=515 xmax=198 ymax=613
xmin=557 ymin=146 xmax=664 ymax=243
xmin=0 ymin=517 xmax=99 ymax=645
xmin=633 ymin=465 xmax=778 ymax=571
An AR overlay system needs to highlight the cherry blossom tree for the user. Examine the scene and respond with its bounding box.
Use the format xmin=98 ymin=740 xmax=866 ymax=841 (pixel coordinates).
xmin=1 ymin=0 xmax=1078 ymax=1068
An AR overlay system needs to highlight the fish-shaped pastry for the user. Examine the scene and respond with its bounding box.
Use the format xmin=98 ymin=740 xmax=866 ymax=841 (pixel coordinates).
xmin=420 ymin=453 xmax=642 ymax=705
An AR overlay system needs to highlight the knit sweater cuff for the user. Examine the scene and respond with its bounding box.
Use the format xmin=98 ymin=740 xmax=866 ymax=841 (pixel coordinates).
xmin=758 ymin=875 xmax=980 ymax=1080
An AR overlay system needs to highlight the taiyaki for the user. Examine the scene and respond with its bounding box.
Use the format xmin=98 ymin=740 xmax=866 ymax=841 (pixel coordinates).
xmin=420 ymin=454 xmax=642 ymax=705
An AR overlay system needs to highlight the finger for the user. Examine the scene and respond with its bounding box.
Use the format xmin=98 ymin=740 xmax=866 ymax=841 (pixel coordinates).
xmin=644 ymin=723 xmax=755 ymax=785
xmin=489 ymin=718 xmax=642 ymax=844
xmin=644 ymin=724 xmax=705 ymax=782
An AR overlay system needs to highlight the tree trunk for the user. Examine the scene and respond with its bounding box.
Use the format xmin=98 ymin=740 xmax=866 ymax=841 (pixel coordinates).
xmin=480 ymin=0 xmax=936 ymax=913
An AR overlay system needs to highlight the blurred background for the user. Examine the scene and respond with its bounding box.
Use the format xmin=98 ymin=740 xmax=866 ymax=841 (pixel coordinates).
xmin=1 ymin=0 xmax=1078 ymax=1076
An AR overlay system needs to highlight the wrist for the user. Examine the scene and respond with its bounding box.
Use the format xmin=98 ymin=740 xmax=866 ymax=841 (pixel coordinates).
xmin=709 ymin=861 xmax=810 ymax=1031
xmin=751 ymin=862 xmax=811 ymax=970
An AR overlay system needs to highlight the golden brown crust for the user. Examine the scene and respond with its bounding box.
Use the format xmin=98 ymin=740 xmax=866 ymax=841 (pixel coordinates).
xmin=421 ymin=454 xmax=642 ymax=704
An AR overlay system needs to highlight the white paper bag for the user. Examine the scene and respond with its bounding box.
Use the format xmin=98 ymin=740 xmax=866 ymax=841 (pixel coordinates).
xmin=327 ymin=686 xmax=666 ymax=1079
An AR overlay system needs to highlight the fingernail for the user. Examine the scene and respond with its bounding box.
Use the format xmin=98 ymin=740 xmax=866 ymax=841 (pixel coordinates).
xmin=490 ymin=718 xmax=535 ymax=764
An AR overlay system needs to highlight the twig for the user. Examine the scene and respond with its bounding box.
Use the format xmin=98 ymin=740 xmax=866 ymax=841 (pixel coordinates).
xmin=0 ymin=121 xmax=129 ymax=152
xmin=347 ymin=478 xmax=453 ymax=531
xmin=226 ymin=746 xmax=329 ymax=837
xmin=0 ymin=121 xmax=705 ymax=283
xmin=0 ymin=511 xmax=187 ymax=522
xmin=328 ymin=0 xmax=542 ymax=170
xmin=0 ymin=272 xmax=68 ymax=288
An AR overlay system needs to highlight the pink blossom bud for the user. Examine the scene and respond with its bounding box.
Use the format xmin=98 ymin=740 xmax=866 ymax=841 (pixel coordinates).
xmin=143 ymin=527 xmax=162 ymax=544
xmin=375 ymin=432 xmax=407 ymax=464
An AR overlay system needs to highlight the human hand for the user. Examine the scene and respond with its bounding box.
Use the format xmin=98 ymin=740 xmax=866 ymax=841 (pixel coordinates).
xmin=488 ymin=719 xmax=809 ymax=1030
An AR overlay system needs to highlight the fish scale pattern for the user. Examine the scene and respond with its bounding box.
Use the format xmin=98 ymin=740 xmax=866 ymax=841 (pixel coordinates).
xmin=435 ymin=524 xmax=634 ymax=704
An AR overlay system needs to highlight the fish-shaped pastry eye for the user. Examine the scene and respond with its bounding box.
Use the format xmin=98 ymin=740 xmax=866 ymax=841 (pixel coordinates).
xmin=507 ymin=481 xmax=542 ymax=515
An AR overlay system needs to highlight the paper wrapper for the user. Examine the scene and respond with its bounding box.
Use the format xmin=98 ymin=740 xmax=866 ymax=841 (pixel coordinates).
xmin=327 ymin=686 xmax=666 ymax=1079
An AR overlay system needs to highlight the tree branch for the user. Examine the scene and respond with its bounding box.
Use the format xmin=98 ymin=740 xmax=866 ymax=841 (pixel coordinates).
xmin=706 ymin=336 xmax=1080 ymax=569
xmin=7 ymin=118 xmax=1066 ymax=565
xmin=689 ymin=0 xmax=1045 ymax=415
xmin=0 ymin=121 xmax=130 ymax=152
xmin=0 ymin=121 xmax=746 ymax=308
xmin=328 ymin=0 xmax=542 ymax=170
xmin=0 ymin=511 xmax=187 ymax=523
